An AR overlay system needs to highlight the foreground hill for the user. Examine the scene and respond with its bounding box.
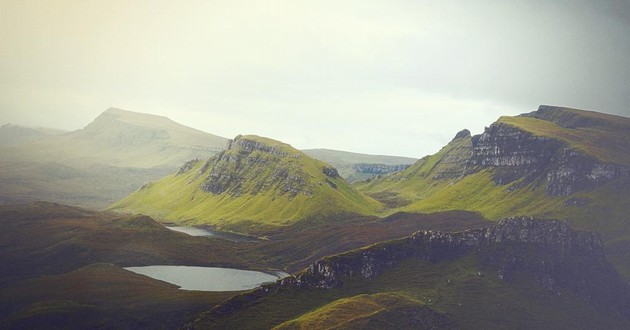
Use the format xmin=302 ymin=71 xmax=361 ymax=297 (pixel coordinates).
xmin=302 ymin=149 xmax=416 ymax=182
xmin=188 ymin=218 xmax=630 ymax=329
xmin=356 ymin=105 xmax=630 ymax=278
xmin=0 ymin=202 xmax=253 ymax=329
xmin=110 ymin=135 xmax=382 ymax=233
xmin=0 ymin=108 xmax=228 ymax=208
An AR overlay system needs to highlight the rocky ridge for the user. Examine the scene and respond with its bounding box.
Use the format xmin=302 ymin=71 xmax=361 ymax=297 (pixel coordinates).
xmin=200 ymin=217 xmax=630 ymax=322
xmin=466 ymin=111 xmax=629 ymax=196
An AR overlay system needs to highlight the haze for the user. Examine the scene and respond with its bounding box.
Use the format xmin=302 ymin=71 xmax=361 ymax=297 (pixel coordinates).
xmin=1 ymin=0 xmax=629 ymax=158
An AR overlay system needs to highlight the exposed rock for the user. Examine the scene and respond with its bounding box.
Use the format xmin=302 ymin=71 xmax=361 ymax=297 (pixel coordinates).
xmin=352 ymin=163 xmax=410 ymax=175
xmin=467 ymin=121 xmax=629 ymax=195
xmin=177 ymin=159 xmax=200 ymax=175
xmin=322 ymin=166 xmax=340 ymax=178
xmin=205 ymin=217 xmax=630 ymax=321
xmin=453 ymin=129 xmax=471 ymax=140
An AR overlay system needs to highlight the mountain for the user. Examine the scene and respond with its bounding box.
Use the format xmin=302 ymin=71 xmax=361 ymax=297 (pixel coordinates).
xmin=110 ymin=135 xmax=381 ymax=234
xmin=0 ymin=108 xmax=228 ymax=208
xmin=187 ymin=217 xmax=630 ymax=329
xmin=302 ymin=149 xmax=416 ymax=182
xmin=356 ymin=105 xmax=630 ymax=278
xmin=0 ymin=124 xmax=65 ymax=147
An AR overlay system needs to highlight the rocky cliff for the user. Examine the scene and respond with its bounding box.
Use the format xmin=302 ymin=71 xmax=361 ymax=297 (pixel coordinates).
xmin=203 ymin=217 xmax=630 ymax=322
xmin=467 ymin=110 xmax=630 ymax=196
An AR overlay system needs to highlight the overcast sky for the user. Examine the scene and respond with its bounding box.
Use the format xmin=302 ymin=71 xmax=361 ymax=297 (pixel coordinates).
xmin=1 ymin=0 xmax=629 ymax=158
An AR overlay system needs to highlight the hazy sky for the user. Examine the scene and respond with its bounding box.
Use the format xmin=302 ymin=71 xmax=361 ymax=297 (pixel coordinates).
xmin=1 ymin=0 xmax=629 ymax=158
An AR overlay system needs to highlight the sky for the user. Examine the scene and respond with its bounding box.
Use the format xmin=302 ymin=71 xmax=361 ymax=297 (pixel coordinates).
xmin=1 ymin=0 xmax=629 ymax=158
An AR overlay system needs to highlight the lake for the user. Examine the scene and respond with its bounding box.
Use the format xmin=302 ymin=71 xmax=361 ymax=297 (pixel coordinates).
xmin=124 ymin=265 xmax=288 ymax=291
xmin=165 ymin=226 xmax=260 ymax=242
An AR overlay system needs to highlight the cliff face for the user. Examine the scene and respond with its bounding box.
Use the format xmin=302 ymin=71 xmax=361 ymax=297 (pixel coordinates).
xmin=288 ymin=217 xmax=629 ymax=313
xmin=198 ymin=135 xmax=310 ymax=197
xmin=466 ymin=108 xmax=629 ymax=196
xmin=198 ymin=218 xmax=630 ymax=326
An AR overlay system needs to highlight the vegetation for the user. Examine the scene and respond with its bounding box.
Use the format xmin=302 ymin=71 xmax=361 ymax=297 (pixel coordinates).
xmin=110 ymin=135 xmax=382 ymax=233
xmin=355 ymin=107 xmax=630 ymax=279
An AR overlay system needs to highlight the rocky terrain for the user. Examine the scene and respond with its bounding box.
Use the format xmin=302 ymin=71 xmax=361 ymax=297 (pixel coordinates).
xmin=190 ymin=217 xmax=630 ymax=329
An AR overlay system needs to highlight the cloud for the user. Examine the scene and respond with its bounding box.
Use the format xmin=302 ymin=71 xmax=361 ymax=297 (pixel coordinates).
xmin=1 ymin=0 xmax=629 ymax=157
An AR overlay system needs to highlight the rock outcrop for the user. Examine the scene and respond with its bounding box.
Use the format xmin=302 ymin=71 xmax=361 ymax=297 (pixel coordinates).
xmin=204 ymin=218 xmax=630 ymax=321
xmin=464 ymin=106 xmax=630 ymax=196
xmin=352 ymin=163 xmax=411 ymax=175
xmin=197 ymin=135 xmax=311 ymax=197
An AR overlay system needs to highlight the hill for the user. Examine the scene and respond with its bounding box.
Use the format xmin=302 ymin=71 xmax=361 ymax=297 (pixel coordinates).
xmin=302 ymin=149 xmax=416 ymax=182
xmin=110 ymin=135 xmax=382 ymax=234
xmin=188 ymin=218 xmax=630 ymax=329
xmin=0 ymin=108 xmax=228 ymax=208
xmin=356 ymin=105 xmax=630 ymax=278
xmin=0 ymin=124 xmax=65 ymax=147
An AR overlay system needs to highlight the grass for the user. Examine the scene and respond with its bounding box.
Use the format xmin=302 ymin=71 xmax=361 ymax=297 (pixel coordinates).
xmin=193 ymin=254 xmax=630 ymax=329
xmin=110 ymin=135 xmax=382 ymax=233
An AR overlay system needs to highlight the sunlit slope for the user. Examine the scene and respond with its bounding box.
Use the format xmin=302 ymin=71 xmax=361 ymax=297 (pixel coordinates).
xmin=110 ymin=135 xmax=381 ymax=232
xmin=356 ymin=106 xmax=630 ymax=276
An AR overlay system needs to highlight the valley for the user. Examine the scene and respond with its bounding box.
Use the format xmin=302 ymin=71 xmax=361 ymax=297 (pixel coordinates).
xmin=1 ymin=105 xmax=630 ymax=329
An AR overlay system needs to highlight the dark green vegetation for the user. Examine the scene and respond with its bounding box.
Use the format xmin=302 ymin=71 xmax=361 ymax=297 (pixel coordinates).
xmin=188 ymin=218 xmax=630 ymax=329
xmin=0 ymin=108 xmax=228 ymax=208
xmin=0 ymin=202 xmax=250 ymax=329
xmin=1 ymin=202 xmax=485 ymax=328
xmin=302 ymin=148 xmax=416 ymax=182
xmin=110 ymin=135 xmax=382 ymax=233
xmin=356 ymin=105 xmax=630 ymax=279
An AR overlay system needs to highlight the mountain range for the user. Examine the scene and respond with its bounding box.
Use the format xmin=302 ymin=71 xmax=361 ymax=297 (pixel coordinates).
xmin=2 ymin=104 xmax=630 ymax=329
xmin=0 ymin=108 xmax=411 ymax=209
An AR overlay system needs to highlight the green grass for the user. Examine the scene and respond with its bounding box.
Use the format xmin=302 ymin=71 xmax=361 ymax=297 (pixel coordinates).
xmin=193 ymin=254 xmax=630 ymax=329
xmin=110 ymin=135 xmax=382 ymax=233
xmin=499 ymin=115 xmax=630 ymax=166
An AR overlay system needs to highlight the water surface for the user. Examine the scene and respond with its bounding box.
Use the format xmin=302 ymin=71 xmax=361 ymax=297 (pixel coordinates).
xmin=125 ymin=265 xmax=288 ymax=291
xmin=165 ymin=226 xmax=259 ymax=242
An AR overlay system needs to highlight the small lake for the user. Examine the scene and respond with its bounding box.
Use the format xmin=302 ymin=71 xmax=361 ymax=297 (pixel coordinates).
xmin=125 ymin=265 xmax=289 ymax=291
xmin=165 ymin=226 xmax=260 ymax=243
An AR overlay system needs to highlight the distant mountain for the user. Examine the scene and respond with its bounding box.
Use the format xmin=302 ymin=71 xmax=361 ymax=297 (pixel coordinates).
xmin=110 ymin=135 xmax=381 ymax=234
xmin=356 ymin=105 xmax=630 ymax=279
xmin=0 ymin=124 xmax=65 ymax=147
xmin=0 ymin=108 xmax=228 ymax=208
xmin=302 ymin=148 xmax=416 ymax=182
xmin=189 ymin=217 xmax=630 ymax=329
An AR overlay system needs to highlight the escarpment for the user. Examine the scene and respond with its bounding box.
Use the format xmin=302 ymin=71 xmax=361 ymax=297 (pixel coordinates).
xmin=467 ymin=113 xmax=629 ymax=196
xmin=200 ymin=218 xmax=630 ymax=323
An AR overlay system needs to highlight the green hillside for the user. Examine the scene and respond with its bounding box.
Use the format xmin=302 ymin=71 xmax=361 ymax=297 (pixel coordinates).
xmin=110 ymin=135 xmax=381 ymax=233
xmin=356 ymin=106 xmax=630 ymax=278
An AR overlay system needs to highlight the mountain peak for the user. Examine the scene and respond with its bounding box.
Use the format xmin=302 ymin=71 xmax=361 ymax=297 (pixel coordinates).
xmin=110 ymin=134 xmax=380 ymax=232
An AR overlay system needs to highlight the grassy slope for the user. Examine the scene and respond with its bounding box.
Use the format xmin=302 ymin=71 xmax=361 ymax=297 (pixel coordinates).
xmin=196 ymin=255 xmax=629 ymax=330
xmin=0 ymin=263 xmax=236 ymax=330
xmin=110 ymin=135 xmax=382 ymax=233
xmin=356 ymin=108 xmax=630 ymax=278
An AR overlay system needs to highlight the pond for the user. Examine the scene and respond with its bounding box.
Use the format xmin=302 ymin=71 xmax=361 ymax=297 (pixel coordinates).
xmin=165 ymin=225 xmax=260 ymax=242
xmin=125 ymin=265 xmax=289 ymax=291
